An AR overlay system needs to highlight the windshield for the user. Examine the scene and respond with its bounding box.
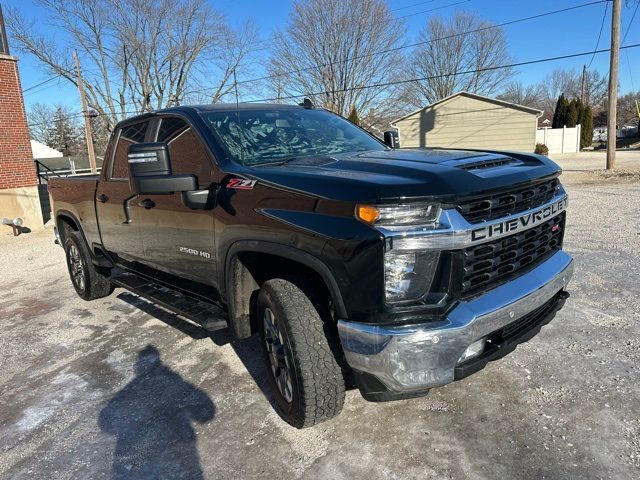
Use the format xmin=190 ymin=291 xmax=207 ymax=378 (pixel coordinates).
xmin=200 ymin=108 xmax=386 ymax=166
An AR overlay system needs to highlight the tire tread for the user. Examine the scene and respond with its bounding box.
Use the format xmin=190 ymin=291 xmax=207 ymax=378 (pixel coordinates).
xmin=260 ymin=278 xmax=345 ymax=428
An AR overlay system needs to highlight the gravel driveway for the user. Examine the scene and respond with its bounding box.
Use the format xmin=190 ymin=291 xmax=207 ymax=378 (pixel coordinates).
xmin=1 ymin=171 xmax=639 ymax=479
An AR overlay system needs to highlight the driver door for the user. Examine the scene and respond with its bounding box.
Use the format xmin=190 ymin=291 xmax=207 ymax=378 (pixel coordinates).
xmin=96 ymin=121 xmax=150 ymax=265
xmin=136 ymin=116 xmax=218 ymax=287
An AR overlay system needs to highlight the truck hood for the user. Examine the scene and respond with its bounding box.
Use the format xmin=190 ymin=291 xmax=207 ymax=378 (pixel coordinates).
xmin=245 ymin=148 xmax=561 ymax=203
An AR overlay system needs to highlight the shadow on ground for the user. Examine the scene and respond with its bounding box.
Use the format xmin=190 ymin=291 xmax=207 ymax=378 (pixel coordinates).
xmin=98 ymin=344 xmax=215 ymax=479
xmin=117 ymin=292 xmax=277 ymax=409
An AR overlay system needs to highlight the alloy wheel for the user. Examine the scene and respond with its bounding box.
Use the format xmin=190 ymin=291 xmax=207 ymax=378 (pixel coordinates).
xmin=263 ymin=307 xmax=293 ymax=403
xmin=68 ymin=244 xmax=85 ymax=292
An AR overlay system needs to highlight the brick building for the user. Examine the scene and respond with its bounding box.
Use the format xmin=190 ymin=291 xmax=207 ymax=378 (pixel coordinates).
xmin=0 ymin=6 xmax=42 ymax=230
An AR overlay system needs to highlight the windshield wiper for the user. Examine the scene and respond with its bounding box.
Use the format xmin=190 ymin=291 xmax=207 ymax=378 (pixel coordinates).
xmin=252 ymin=156 xmax=303 ymax=167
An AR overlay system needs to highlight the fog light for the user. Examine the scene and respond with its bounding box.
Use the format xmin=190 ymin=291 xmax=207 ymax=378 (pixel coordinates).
xmin=458 ymin=338 xmax=486 ymax=364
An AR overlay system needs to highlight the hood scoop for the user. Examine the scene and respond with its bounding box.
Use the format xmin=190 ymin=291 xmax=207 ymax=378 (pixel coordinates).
xmin=442 ymin=155 xmax=521 ymax=171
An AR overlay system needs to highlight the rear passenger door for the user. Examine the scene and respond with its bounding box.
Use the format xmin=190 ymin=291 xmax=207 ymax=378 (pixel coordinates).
xmin=136 ymin=116 xmax=218 ymax=286
xmin=96 ymin=121 xmax=150 ymax=265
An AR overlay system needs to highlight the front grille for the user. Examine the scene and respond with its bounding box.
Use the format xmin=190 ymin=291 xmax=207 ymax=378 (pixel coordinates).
xmin=461 ymin=213 xmax=565 ymax=295
xmin=457 ymin=178 xmax=560 ymax=224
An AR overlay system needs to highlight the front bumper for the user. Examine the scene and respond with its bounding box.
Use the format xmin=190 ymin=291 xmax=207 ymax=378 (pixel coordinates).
xmin=338 ymin=250 xmax=573 ymax=398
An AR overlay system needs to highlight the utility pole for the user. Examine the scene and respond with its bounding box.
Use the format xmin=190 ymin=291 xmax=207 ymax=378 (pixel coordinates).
xmin=606 ymin=0 xmax=621 ymax=170
xmin=580 ymin=64 xmax=587 ymax=105
xmin=0 ymin=4 xmax=10 ymax=55
xmin=73 ymin=50 xmax=97 ymax=174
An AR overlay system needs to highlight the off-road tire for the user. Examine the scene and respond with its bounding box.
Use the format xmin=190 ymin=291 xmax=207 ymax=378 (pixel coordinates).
xmin=63 ymin=231 xmax=112 ymax=301
xmin=257 ymin=278 xmax=346 ymax=428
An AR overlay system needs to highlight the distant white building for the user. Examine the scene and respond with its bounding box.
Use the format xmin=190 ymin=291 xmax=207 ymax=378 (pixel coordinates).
xmin=592 ymin=125 xmax=639 ymax=142
xmin=30 ymin=140 xmax=63 ymax=159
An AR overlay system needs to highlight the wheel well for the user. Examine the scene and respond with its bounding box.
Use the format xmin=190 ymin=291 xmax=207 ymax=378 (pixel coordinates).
xmin=57 ymin=215 xmax=79 ymax=241
xmin=228 ymin=252 xmax=333 ymax=339
xmin=56 ymin=214 xmax=112 ymax=270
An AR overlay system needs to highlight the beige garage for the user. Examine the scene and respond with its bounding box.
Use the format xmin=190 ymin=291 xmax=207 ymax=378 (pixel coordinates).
xmin=391 ymin=91 xmax=542 ymax=152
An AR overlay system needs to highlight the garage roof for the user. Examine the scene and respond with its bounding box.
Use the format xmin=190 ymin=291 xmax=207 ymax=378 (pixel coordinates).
xmin=391 ymin=91 xmax=543 ymax=125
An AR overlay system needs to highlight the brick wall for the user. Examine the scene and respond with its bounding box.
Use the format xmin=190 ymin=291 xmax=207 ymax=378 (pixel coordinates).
xmin=0 ymin=54 xmax=36 ymax=190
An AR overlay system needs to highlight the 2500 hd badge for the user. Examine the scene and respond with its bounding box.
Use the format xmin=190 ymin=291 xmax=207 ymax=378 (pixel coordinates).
xmin=471 ymin=197 xmax=568 ymax=242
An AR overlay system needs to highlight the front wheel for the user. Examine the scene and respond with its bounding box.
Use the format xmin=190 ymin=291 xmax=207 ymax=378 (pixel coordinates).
xmin=257 ymin=278 xmax=345 ymax=428
xmin=63 ymin=231 xmax=112 ymax=301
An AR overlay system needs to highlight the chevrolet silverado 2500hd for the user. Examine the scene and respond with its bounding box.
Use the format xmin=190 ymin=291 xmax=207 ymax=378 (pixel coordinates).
xmin=49 ymin=103 xmax=573 ymax=428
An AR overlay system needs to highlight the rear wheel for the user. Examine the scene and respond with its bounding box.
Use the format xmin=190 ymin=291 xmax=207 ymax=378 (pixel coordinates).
xmin=257 ymin=278 xmax=345 ymax=428
xmin=63 ymin=231 xmax=112 ymax=301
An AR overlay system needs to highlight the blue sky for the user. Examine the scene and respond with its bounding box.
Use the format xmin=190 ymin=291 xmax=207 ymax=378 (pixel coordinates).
xmin=4 ymin=0 xmax=639 ymax=111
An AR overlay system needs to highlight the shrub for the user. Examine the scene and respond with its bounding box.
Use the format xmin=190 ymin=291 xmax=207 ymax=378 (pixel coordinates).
xmin=534 ymin=143 xmax=549 ymax=155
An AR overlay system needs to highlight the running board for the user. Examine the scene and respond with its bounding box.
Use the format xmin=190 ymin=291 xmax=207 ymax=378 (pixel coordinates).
xmin=111 ymin=272 xmax=228 ymax=331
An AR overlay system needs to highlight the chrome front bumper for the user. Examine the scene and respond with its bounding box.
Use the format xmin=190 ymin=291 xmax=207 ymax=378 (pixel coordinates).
xmin=338 ymin=250 xmax=574 ymax=393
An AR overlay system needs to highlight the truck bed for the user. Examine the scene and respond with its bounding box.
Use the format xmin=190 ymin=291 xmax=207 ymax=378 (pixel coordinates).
xmin=48 ymin=176 xmax=100 ymax=244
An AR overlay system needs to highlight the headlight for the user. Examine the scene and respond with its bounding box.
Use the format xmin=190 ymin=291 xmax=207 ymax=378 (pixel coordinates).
xmin=356 ymin=203 xmax=443 ymax=303
xmin=356 ymin=203 xmax=440 ymax=230
xmin=384 ymin=251 xmax=440 ymax=302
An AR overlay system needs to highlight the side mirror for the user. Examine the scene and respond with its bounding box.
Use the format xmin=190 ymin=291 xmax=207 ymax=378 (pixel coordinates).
xmin=383 ymin=130 xmax=400 ymax=149
xmin=128 ymin=142 xmax=197 ymax=195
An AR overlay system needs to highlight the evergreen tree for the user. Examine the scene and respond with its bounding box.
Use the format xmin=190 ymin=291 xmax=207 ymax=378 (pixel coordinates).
xmin=47 ymin=107 xmax=82 ymax=156
xmin=566 ymin=99 xmax=579 ymax=128
xmin=576 ymin=99 xmax=584 ymax=127
xmin=581 ymin=105 xmax=593 ymax=149
xmin=552 ymin=94 xmax=569 ymax=128
xmin=347 ymin=106 xmax=360 ymax=126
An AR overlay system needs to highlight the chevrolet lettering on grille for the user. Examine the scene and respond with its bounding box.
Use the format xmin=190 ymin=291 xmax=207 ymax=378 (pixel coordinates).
xmin=471 ymin=197 xmax=568 ymax=242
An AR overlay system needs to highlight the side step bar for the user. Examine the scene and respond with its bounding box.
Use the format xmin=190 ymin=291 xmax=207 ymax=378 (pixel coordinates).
xmin=111 ymin=271 xmax=228 ymax=331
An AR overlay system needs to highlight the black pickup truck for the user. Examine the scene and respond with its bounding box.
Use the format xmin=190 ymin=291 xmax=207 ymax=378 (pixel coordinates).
xmin=49 ymin=103 xmax=573 ymax=428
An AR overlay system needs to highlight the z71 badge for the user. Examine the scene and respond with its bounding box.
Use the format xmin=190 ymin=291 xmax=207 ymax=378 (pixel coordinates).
xmin=227 ymin=178 xmax=257 ymax=190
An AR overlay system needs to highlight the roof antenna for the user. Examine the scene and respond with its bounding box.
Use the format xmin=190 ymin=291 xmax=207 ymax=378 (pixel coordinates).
xmin=232 ymin=67 xmax=245 ymax=165
xmin=299 ymin=98 xmax=314 ymax=109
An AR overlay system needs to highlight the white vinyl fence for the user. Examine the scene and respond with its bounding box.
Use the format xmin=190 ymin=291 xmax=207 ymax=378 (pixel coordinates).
xmin=536 ymin=125 xmax=581 ymax=154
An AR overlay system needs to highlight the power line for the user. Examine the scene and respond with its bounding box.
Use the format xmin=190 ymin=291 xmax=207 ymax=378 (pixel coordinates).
xmin=27 ymin=110 xmax=84 ymax=128
xmin=23 ymin=74 xmax=62 ymax=94
xmin=244 ymin=43 xmax=640 ymax=104
xmin=227 ymin=0 xmax=607 ymax=90
xmin=622 ymin=0 xmax=639 ymax=90
xmin=23 ymin=0 xmax=600 ymax=103
xmin=397 ymin=0 xmax=470 ymax=19
xmin=621 ymin=0 xmax=639 ymax=45
xmin=28 ymin=44 xmax=640 ymax=129
xmin=25 ymin=1 xmax=626 ymax=127
xmin=393 ymin=0 xmax=441 ymax=12
xmin=587 ymin=1 xmax=609 ymax=68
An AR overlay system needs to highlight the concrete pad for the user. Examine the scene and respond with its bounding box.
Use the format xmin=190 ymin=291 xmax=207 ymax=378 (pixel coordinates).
xmin=0 ymin=175 xmax=639 ymax=479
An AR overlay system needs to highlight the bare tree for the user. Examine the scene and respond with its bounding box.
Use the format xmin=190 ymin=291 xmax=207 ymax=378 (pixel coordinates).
xmin=9 ymin=0 xmax=255 ymax=131
xmin=27 ymin=103 xmax=64 ymax=146
xmin=498 ymin=82 xmax=546 ymax=109
xmin=267 ymin=0 xmax=405 ymax=118
xmin=401 ymin=13 xmax=512 ymax=107
xmin=27 ymin=103 xmax=84 ymax=155
xmin=540 ymin=68 xmax=608 ymax=113
xmin=617 ymin=91 xmax=640 ymax=129
xmin=598 ymin=90 xmax=640 ymax=129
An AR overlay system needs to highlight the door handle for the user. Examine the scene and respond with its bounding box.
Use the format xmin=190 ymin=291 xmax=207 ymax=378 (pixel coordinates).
xmin=139 ymin=198 xmax=156 ymax=209
xmin=98 ymin=194 xmax=109 ymax=203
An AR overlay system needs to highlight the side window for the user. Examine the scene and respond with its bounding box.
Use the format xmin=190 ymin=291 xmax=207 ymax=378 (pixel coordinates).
xmin=157 ymin=117 xmax=211 ymax=186
xmin=110 ymin=122 xmax=149 ymax=179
